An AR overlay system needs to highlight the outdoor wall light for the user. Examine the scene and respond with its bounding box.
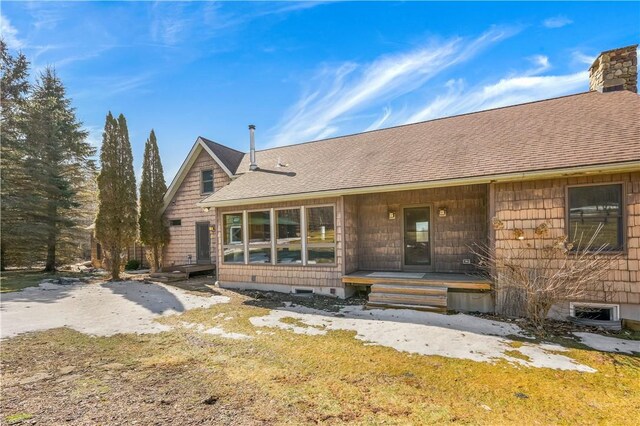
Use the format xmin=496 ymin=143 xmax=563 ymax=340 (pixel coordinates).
xmin=438 ymin=207 xmax=448 ymax=217
xmin=202 ymin=207 xmax=211 ymax=212
xmin=388 ymin=210 xmax=397 ymax=220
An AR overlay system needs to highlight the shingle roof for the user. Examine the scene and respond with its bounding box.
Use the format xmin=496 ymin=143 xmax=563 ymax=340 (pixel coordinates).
xmin=201 ymin=91 xmax=640 ymax=206
xmin=200 ymin=137 xmax=245 ymax=174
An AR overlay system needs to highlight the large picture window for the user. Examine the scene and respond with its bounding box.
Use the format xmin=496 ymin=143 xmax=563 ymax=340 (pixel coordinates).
xmin=221 ymin=204 xmax=336 ymax=266
xmin=223 ymin=213 xmax=244 ymax=263
xmin=568 ymin=184 xmax=623 ymax=251
xmin=276 ymin=209 xmax=302 ymax=264
xmin=306 ymin=206 xmax=336 ymax=264
xmin=248 ymin=210 xmax=272 ymax=263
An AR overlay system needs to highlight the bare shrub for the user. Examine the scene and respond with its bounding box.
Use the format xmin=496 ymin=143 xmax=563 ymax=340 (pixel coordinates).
xmin=473 ymin=219 xmax=620 ymax=327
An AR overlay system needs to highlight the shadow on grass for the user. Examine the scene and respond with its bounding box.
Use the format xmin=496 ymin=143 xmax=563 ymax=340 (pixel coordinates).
xmin=104 ymin=281 xmax=187 ymax=314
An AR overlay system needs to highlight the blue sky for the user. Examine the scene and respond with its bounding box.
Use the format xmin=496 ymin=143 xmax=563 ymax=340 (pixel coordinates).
xmin=2 ymin=1 xmax=639 ymax=183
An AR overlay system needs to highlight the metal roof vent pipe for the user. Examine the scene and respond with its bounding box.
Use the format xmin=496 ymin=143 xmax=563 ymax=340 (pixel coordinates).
xmin=248 ymin=124 xmax=258 ymax=171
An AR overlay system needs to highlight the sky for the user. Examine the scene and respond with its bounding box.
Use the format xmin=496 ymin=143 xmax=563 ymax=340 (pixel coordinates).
xmin=2 ymin=1 xmax=639 ymax=183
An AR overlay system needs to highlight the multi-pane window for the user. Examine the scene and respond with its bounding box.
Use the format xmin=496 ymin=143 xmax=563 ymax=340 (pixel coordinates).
xmin=223 ymin=213 xmax=244 ymax=263
xmin=201 ymin=170 xmax=214 ymax=194
xmin=221 ymin=205 xmax=336 ymax=265
xmin=306 ymin=206 xmax=336 ymax=264
xmin=568 ymin=184 xmax=623 ymax=251
xmin=248 ymin=211 xmax=272 ymax=263
xmin=276 ymin=209 xmax=302 ymax=264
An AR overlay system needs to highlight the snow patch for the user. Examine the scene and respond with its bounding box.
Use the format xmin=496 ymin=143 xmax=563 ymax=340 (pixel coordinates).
xmin=573 ymin=332 xmax=640 ymax=354
xmin=1 ymin=280 xmax=229 ymax=339
xmin=250 ymin=306 xmax=596 ymax=372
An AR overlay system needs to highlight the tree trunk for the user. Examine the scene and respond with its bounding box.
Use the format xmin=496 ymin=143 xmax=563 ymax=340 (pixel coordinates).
xmin=0 ymin=245 xmax=6 ymax=272
xmin=44 ymin=204 xmax=57 ymax=272
xmin=153 ymin=245 xmax=160 ymax=273
xmin=110 ymin=244 xmax=121 ymax=281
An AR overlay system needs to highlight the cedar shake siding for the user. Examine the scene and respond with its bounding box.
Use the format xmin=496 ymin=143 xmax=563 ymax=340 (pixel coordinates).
xmin=163 ymin=150 xmax=230 ymax=266
xmin=216 ymin=197 xmax=344 ymax=290
xmin=343 ymin=195 xmax=359 ymax=275
xmin=493 ymin=172 xmax=640 ymax=320
xmin=351 ymin=185 xmax=487 ymax=273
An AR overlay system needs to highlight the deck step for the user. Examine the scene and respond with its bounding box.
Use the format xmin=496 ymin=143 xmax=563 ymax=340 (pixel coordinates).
xmin=371 ymin=284 xmax=447 ymax=296
xmin=149 ymin=272 xmax=188 ymax=282
xmin=368 ymin=293 xmax=447 ymax=307
xmin=366 ymin=302 xmax=447 ymax=313
xmin=367 ymin=283 xmax=448 ymax=312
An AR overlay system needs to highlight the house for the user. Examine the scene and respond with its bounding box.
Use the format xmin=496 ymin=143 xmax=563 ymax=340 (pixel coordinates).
xmin=161 ymin=45 xmax=639 ymax=325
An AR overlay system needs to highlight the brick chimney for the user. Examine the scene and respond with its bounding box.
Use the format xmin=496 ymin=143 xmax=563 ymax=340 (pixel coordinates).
xmin=589 ymin=45 xmax=638 ymax=93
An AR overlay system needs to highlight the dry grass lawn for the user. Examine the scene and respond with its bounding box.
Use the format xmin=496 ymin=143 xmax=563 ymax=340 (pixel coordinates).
xmin=2 ymin=289 xmax=639 ymax=425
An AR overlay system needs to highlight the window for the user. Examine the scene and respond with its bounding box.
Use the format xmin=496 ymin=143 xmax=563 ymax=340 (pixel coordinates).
xmin=306 ymin=206 xmax=335 ymax=264
xmin=276 ymin=209 xmax=302 ymax=264
xmin=248 ymin=210 xmax=272 ymax=263
xmin=570 ymin=302 xmax=619 ymax=321
xmin=223 ymin=213 xmax=244 ymax=263
xmin=170 ymin=219 xmax=182 ymax=226
xmin=201 ymin=169 xmax=214 ymax=194
xmin=568 ymin=184 xmax=623 ymax=251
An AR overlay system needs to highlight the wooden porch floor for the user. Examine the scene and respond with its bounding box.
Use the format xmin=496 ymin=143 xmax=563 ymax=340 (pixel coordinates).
xmin=342 ymin=271 xmax=491 ymax=291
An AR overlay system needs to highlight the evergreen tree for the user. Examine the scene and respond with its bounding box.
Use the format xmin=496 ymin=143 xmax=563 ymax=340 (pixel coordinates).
xmin=95 ymin=113 xmax=137 ymax=280
xmin=24 ymin=67 xmax=95 ymax=271
xmin=139 ymin=130 xmax=168 ymax=272
xmin=0 ymin=39 xmax=31 ymax=270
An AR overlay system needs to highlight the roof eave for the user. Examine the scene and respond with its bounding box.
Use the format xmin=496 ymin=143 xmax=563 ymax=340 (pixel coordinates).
xmin=196 ymin=160 xmax=640 ymax=208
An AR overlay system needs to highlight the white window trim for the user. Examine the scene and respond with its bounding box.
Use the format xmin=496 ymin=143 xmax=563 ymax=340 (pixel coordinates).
xmin=569 ymin=302 xmax=620 ymax=321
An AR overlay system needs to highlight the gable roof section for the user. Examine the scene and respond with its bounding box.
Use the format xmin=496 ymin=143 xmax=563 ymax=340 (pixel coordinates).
xmin=200 ymin=137 xmax=245 ymax=175
xmin=198 ymin=91 xmax=640 ymax=207
xmin=161 ymin=137 xmax=246 ymax=214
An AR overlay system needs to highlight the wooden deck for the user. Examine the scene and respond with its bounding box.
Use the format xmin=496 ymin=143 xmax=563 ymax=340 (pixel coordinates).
xmin=151 ymin=264 xmax=216 ymax=282
xmin=342 ymin=271 xmax=491 ymax=291
xmin=344 ymin=271 xmax=491 ymax=312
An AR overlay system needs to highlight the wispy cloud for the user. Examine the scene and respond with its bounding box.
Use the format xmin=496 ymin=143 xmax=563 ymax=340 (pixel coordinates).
xmin=404 ymin=70 xmax=587 ymax=125
xmin=572 ymin=51 xmax=596 ymax=66
xmin=149 ymin=1 xmax=326 ymax=47
xmin=72 ymin=73 xmax=154 ymax=100
xmin=542 ymin=16 xmax=573 ymax=29
xmin=1 ymin=14 xmax=24 ymax=49
xmin=269 ymin=26 xmax=517 ymax=146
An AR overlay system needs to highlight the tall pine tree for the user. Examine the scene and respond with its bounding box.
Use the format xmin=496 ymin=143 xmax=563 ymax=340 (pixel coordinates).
xmin=0 ymin=40 xmax=31 ymax=270
xmin=95 ymin=113 xmax=137 ymax=280
xmin=23 ymin=67 xmax=95 ymax=271
xmin=139 ymin=130 xmax=168 ymax=272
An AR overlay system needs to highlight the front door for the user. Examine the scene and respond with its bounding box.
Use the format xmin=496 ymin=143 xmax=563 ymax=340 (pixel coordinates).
xmin=196 ymin=222 xmax=211 ymax=264
xmin=403 ymin=207 xmax=431 ymax=270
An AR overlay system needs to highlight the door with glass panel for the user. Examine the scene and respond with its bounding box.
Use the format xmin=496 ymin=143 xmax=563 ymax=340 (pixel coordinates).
xmin=402 ymin=206 xmax=432 ymax=270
